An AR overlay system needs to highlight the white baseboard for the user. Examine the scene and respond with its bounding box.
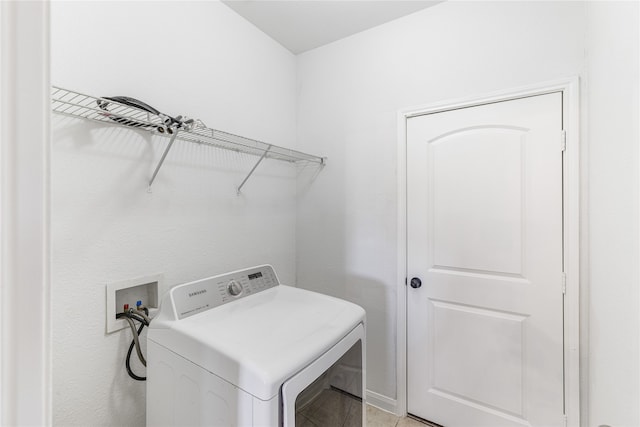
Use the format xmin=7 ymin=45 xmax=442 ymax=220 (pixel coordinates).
xmin=366 ymin=390 xmax=398 ymax=415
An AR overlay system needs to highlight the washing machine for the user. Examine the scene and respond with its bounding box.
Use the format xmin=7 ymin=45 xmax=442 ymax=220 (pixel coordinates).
xmin=146 ymin=265 xmax=366 ymax=426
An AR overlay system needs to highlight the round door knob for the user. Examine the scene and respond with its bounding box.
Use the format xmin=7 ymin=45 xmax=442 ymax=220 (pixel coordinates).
xmin=227 ymin=280 xmax=243 ymax=296
xmin=410 ymin=277 xmax=422 ymax=289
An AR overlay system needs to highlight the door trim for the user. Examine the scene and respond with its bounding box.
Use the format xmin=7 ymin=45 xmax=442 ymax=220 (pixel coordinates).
xmin=0 ymin=1 xmax=51 ymax=425
xmin=396 ymin=77 xmax=580 ymax=425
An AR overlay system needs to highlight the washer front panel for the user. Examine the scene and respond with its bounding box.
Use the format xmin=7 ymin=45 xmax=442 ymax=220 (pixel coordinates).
xmin=170 ymin=265 xmax=279 ymax=319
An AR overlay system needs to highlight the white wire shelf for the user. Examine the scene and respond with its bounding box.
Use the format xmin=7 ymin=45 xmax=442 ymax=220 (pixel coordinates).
xmin=51 ymin=86 xmax=325 ymax=192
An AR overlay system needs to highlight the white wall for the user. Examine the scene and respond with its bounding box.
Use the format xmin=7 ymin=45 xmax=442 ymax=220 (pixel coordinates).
xmin=51 ymin=2 xmax=298 ymax=425
xmin=50 ymin=1 xmax=640 ymax=425
xmin=585 ymin=2 xmax=639 ymax=425
xmin=297 ymin=0 xmax=586 ymax=406
xmin=297 ymin=1 xmax=639 ymax=424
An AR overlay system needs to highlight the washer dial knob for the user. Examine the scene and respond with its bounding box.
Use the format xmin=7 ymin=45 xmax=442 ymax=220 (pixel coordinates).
xmin=227 ymin=280 xmax=243 ymax=296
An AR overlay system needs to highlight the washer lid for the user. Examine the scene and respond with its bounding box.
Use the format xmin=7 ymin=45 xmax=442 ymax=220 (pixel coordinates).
xmin=148 ymin=271 xmax=365 ymax=401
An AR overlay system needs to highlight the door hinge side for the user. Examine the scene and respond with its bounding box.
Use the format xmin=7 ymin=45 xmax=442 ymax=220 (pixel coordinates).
xmin=562 ymin=272 xmax=567 ymax=294
xmin=561 ymin=130 xmax=567 ymax=151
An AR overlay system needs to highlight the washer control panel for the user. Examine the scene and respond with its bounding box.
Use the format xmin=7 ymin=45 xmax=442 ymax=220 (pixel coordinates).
xmin=227 ymin=280 xmax=243 ymax=296
xmin=170 ymin=265 xmax=280 ymax=319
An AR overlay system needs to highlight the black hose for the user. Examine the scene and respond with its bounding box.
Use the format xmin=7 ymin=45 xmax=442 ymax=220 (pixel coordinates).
xmin=116 ymin=310 xmax=150 ymax=381
xmin=100 ymin=96 xmax=162 ymax=115
xmin=97 ymin=96 xmax=185 ymax=132
xmin=125 ymin=321 xmax=146 ymax=381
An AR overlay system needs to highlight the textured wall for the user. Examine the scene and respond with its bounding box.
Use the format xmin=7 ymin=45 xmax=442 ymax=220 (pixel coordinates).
xmin=51 ymin=2 xmax=298 ymax=425
xmin=296 ymin=0 xmax=587 ymax=411
xmin=50 ymin=1 xmax=640 ymax=425
xmin=297 ymin=2 xmax=640 ymax=423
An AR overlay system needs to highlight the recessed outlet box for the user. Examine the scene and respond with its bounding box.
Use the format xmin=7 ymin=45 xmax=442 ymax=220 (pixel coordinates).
xmin=106 ymin=273 xmax=164 ymax=334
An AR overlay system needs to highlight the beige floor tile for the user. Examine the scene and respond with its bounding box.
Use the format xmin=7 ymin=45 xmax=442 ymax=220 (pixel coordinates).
xmin=396 ymin=416 xmax=430 ymax=427
xmin=366 ymin=405 xmax=399 ymax=427
xmin=295 ymin=413 xmax=320 ymax=427
xmin=303 ymin=389 xmax=355 ymax=425
xmin=344 ymin=403 xmax=364 ymax=426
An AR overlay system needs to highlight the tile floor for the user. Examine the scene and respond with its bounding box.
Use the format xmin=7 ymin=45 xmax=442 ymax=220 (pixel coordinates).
xmin=296 ymin=389 xmax=362 ymax=426
xmin=295 ymin=387 xmax=433 ymax=427
xmin=367 ymin=405 xmax=431 ymax=427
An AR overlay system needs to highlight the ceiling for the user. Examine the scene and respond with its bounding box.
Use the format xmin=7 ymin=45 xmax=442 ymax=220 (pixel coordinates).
xmin=221 ymin=0 xmax=442 ymax=55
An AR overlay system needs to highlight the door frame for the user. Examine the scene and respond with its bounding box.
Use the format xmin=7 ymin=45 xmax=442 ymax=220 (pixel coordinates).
xmin=396 ymin=78 xmax=580 ymax=426
xmin=0 ymin=2 xmax=51 ymax=425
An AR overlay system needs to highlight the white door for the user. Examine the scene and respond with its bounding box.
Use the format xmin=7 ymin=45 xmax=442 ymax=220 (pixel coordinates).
xmin=406 ymin=93 xmax=564 ymax=427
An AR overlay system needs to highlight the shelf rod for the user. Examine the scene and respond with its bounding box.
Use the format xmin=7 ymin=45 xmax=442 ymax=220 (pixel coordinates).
xmin=237 ymin=145 xmax=272 ymax=195
xmin=149 ymin=129 xmax=179 ymax=189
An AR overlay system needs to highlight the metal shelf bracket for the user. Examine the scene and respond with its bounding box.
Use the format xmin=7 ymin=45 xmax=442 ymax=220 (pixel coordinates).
xmin=148 ymin=129 xmax=180 ymax=190
xmin=237 ymin=145 xmax=272 ymax=195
